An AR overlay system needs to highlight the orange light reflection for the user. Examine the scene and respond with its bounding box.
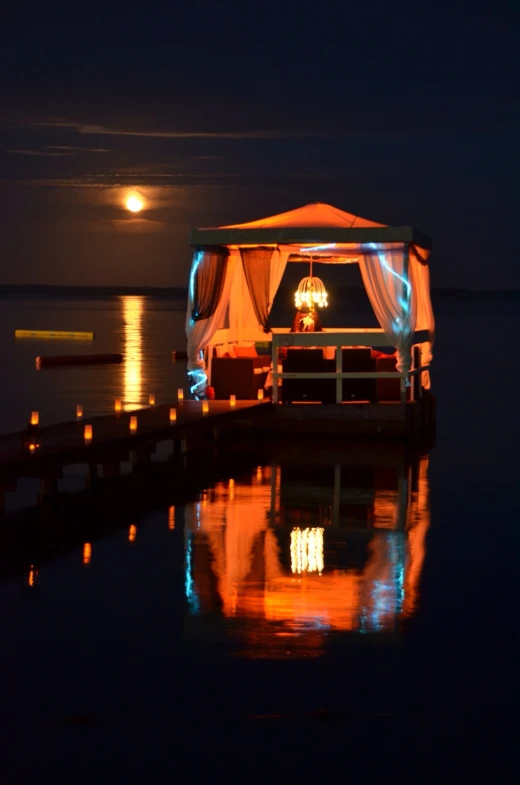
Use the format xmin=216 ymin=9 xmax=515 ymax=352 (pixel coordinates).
xmin=121 ymin=296 xmax=143 ymax=411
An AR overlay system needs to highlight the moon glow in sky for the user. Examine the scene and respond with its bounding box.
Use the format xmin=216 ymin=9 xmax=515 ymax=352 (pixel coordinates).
xmin=126 ymin=194 xmax=144 ymax=213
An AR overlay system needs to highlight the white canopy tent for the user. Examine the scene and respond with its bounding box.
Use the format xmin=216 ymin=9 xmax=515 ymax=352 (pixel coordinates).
xmin=185 ymin=202 xmax=434 ymax=397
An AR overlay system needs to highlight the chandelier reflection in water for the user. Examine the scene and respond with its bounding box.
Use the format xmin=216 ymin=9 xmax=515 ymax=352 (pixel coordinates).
xmin=290 ymin=527 xmax=324 ymax=574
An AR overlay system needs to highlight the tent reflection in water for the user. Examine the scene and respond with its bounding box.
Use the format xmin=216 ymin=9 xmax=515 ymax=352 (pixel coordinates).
xmin=185 ymin=203 xmax=435 ymax=409
xmin=183 ymin=450 xmax=431 ymax=657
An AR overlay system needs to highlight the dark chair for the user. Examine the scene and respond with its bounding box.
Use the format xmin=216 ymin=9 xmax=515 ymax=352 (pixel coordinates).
xmin=282 ymin=350 xmax=335 ymax=403
xmin=211 ymin=357 xmax=269 ymax=399
xmin=375 ymin=354 xmax=400 ymax=401
xmin=342 ymin=348 xmax=375 ymax=402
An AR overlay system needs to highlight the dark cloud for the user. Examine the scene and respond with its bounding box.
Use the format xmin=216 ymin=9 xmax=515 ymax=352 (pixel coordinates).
xmin=0 ymin=0 xmax=518 ymax=288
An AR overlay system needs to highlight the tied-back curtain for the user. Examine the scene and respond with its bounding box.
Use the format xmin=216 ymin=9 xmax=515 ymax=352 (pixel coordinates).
xmin=410 ymin=245 xmax=435 ymax=388
xmin=240 ymin=247 xmax=274 ymax=332
xmin=185 ymin=250 xmax=237 ymax=373
xmin=358 ymin=244 xmax=417 ymax=375
xmin=191 ymin=246 xmax=229 ymax=322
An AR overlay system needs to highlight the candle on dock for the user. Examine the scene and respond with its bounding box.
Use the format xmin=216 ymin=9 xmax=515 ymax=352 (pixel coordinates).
xmin=257 ymin=389 xmax=264 ymax=401
xmin=229 ymin=394 xmax=236 ymax=408
xmin=114 ymin=398 xmax=122 ymax=414
xmin=128 ymin=524 xmax=137 ymax=542
xmin=148 ymin=393 xmax=155 ymax=405
xmin=76 ymin=404 xmax=83 ymax=421
xmin=84 ymin=424 xmax=93 ymax=444
xmin=202 ymin=400 xmax=209 ymax=415
xmin=30 ymin=411 xmax=39 ymax=426
xmin=83 ymin=543 xmax=91 ymax=565
xmin=129 ymin=415 xmax=138 ymax=432
xmin=177 ymin=388 xmax=184 ymax=403
xmin=169 ymin=407 xmax=177 ymax=424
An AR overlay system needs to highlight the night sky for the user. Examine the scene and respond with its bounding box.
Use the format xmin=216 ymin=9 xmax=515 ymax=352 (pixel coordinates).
xmin=1 ymin=1 xmax=518 ymax=289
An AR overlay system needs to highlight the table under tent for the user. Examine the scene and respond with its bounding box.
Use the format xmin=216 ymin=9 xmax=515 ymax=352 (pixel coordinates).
xmin=185 ymin=202 xmax=434 ymax=409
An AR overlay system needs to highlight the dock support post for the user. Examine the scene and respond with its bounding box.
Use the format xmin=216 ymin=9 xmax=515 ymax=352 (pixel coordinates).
xmin=87 ymin=462 xmax=98 ymax=488
xmin=332 ymin=464 xmax=341 ymax=526
xmin=39 ymin=472 xmax=59 ymax=502
xmin=102 ymin=456 xmax=121 ymax=478
xmin=335 ymin=348 xmax=342 ymax=404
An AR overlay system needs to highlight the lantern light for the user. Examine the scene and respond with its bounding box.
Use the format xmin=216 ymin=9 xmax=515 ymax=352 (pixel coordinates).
xmin=177 ymin=388 xmax=184 ymax=403
xmin=30 ymin=411 xmax=39 ymax=426
xmin=149 ymin=393 xmax=155 ymax=406
xmin=128 ymin=524 xmax=137 ymax=542
xmin=229 ymin=394 xmax=236 ymax=408
xmin=202 ymin=400 xmax=209 ymax=415
xmin=294 ymin=276 xmax=328 ymax=309
xmin=83 ymin=543 xmax=92 ymax=565
xmin=129 ymin=416 xmax=137 ymax=432
xmin=76 ymin=404 xmax=83 ymax=421
xmin=114 ymin=398 xmax=122 ymax=414
xmin=257 ymin=389 xmax=264 ymax=401
xmin=169 ymin=407 xmax=177 ymax=424
xmin=84 ymin=424 xmax=93 ymax=444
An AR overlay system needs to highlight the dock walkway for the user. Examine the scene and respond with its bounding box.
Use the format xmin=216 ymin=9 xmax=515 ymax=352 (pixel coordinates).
xmin=0 ymin=401 xmax=268 ymax=502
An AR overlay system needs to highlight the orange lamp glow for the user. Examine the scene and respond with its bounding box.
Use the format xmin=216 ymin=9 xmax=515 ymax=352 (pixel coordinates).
xmin=84 ymin=424 xmax=93 ymax=444
xmin=228 ymin=478 xmax=235 ymax=501
xmin=169 ymin=407 xmax=177 ymax=424
xmin=76 ymin=404 xmax=83 ymax=421
xmin=168 ymin=506 xmax=175 ymax=530
xmin=83 ymin=543 xmax=92 ymax=565
xmin=114 ymin=398 xmax=122 ymax=414
xmin=230 ymin=394 xmax=236 ymax=408
xmin=128 ymin=524 xmax=137 ymax=542
xmin=129 ymin=415 xmax=137 ymax=432
xmin=28 ymin=566 xmax=38 ymax=587
xmin=202 ymin=400 xmax=209 ymax=415
xmin=257 ymin=389 xmax=264 ymax=401
xmin=148 ymin=393 xmax=155 ymax=405
xmin=177 ymin=388 xmax=184 ymax=403
xmin=30 ymin=411 xmax=39 ymax=426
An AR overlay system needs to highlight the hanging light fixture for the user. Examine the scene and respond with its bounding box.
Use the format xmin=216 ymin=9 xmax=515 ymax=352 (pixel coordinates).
xmin=294 ymin=256 xmax=329 ymax=309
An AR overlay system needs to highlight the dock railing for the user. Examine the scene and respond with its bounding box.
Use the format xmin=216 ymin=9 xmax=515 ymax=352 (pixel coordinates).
xmin=270 ymin=329 xmax=430 ymax=404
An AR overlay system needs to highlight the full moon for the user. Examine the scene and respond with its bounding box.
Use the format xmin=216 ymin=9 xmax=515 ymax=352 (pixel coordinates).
xmin=126 ymin=194 xmax=144 ymax=213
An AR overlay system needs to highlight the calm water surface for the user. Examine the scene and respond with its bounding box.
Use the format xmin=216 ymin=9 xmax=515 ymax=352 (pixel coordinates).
xmin=0 ymin=293 xmax=518 ymax=778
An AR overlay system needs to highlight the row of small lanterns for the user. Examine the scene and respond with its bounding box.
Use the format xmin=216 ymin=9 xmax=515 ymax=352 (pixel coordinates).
xmin=27 ymin=387 xmax=265 ymax=449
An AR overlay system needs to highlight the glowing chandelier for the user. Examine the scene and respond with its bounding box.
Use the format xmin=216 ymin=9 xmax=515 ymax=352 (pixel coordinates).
xmin=294 ymin=254 xmax=329 ymax=309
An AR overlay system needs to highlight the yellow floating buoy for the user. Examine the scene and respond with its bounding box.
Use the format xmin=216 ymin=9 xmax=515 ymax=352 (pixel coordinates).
xmin=15 ymin=329 xmax=95 ymax=340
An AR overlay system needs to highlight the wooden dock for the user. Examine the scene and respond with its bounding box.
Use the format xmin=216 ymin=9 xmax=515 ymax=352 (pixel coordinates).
xmin=0 ymin=397 xmax=435 ymax=515
xmin=0 ymin=400 xmax=270 ymax=512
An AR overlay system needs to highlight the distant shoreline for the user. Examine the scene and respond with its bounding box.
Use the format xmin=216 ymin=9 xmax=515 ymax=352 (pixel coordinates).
xmin=0 ymin=284 xmax=519 ymax=301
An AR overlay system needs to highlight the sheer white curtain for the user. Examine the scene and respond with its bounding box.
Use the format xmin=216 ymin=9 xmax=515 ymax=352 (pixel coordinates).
xmin=410 ymin=247 xmax=435 ymax=388
xmin=269 ymin=248 xmax=290 ymax=308
xmin=185 ymin=251 xmax=237 ymax=390
xmin=228 ymin=250 xmax=258 ymax=339
xmin=358 ymin=244 xmax=417 ymax=376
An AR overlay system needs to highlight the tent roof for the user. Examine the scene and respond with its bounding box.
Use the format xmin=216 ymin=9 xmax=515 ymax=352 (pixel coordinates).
xmin=190 ymin=202 xmax=432 ymax=250
xmin=221 ymin=202 xmax=386 ymax=230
